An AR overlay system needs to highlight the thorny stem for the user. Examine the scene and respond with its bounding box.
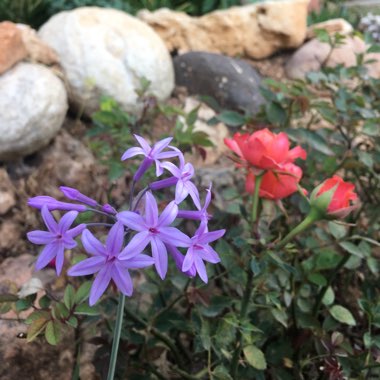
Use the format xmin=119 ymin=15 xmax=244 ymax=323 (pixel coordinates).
xmin=106 ymin=292 xmax=126 ymax=380
xmin=251 ymin=174 xmax=263 ymax=223
xmin=230 ymin=269 xmax=254 ymax=378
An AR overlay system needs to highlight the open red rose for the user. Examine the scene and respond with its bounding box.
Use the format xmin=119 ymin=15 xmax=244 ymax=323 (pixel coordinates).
xmin=311 ymin=175 xmax=358 ymax=219
xmin=245 ymin=163 xmax=304 ymax=200
xmin=224 ymin=129 xmax=306 ymax=172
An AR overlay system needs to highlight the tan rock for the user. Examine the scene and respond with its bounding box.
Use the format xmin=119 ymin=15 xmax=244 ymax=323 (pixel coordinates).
xmin=138 ymin=0 xmax=309 ymax=60
xmin=285 ymin=36 xmax=380 ymax=79
xmin=0 ymin=169 xmax=16 ymax=215
xmin=0 ymin=21 xmax=27 ymax=75
xmin=16 ymin=24 xmax=59 ymax=65
xmin=307 ymin=18 xmax=354 ymax=39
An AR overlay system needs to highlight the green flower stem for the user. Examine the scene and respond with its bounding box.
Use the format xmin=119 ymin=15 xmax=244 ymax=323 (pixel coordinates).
xmin=312 ymin=252 xmax=350 ymax=316
xmin=107 ymin=293 xmax=125 ymax=380
xmin=251 ymin=174 xmax=263 ymax=223
xmin=230 ymin=269 xmax=254 ymax=378
xmin=276 ymin=210 xmax=322 ymax=250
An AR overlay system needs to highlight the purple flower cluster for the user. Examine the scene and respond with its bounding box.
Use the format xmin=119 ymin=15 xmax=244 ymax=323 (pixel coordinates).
xmin=27 ymin=135 xmax=225 ymax=305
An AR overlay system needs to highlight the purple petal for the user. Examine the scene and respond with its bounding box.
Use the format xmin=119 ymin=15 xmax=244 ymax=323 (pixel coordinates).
xmin=161 ymin=161 xmax=181 ymax=177
xmin=122 ymin=254 xmax=155 ymax=269
xmin=134 ymin=134 xmax=151 ymax=154
xmin=151 ymin=237 xmax=168 ymax=280
xmin=58 ymin=211 xmax=79 ymax=233
xmin=150 ymin=176 xmax=178 ymax=191
xmin=81 ymin=229 xmax=107 ymax=256
xmin=41 ymin=205 xmax=58 ymax=233
xmin=89 ymin=265 xmax=112 ymax=306
xmin=199 ymin=246 xmax=220 ymax=264
xmin=154 ymin=160 xmax=165 ymax=177
xmin=134 ymin=157 xmax=154 ymax=182
xmin=144 ymin=192 xmax=158 ymax=226
xmin=35 ymin=243 xmax=57 ymax=271
xmin=28 ymin=196 xmax=87 ymax=212
xmin=194 ymin=256 xmax=208 ymax=283
xmin=167 ymin=244 xmax=196 ymax=277
xmin=182 ymin=247 xmax=195 ymax=272
xmin=117 ymin=211 xmax=145 ymax=232
xmin=151 ymin=137 xmax=172 ymax=156
xmin=102 ymin=203 xmax=117 ymax=215
xmin=159 ymin=227 xmax=191 ymax=247
xmin=27 ymin=230 xmax=55 ymax=245
xmin=185 ymin=181 xmax=201 ymax=210
xmin=156 ymin=150 xmax=180 ymax=159
xmin=197 ymin=229 xmax=226 ymax=245
xmin=66 ymin=223 xmax=86 ymax=239
xmin=175 ymin=180 xmax=187 ymax=204
xmin=112 ymin=264 xmax=133 ymax=296
xmin=60 ymin=187 xmax=98 ymax=207
xmin=121 ymin=146 xmax=145 ymax=161
xmin=55 ymin=244 xmax=65 ymax=276
xmin=176 ymin=210 xmax=202 ymax=220
xmin=119 ymin=231 xmax=150 ymax=259
xmin=105 ymin=222 xmax=124 ymax=255
xmin=158 ymin=201 xmax=178 ymax=227
xmin=203 ymin=184 xmax=213 ymax=211
xmin=62 ymin=237 xmax=77 ymax=250
xmin=68 ymin=256 xmax=106 ymax=276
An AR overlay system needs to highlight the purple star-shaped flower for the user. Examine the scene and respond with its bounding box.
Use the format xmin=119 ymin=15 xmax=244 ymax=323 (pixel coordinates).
xmin=121 ymin=135 xmax=179 ymax=182
xmin=150 ymin=153 xmax=201 ymax=208
xmin=117 ymin=192 xmax=191 ymax=279
xmin=27 ymin=205 xmax=86 ymax=275
xmin=177 ymin=184 xmax=212 ymax=226
xmin=182 ymin=224 xmax=225 ymax=283
xmin=68 ymin=222 xmax=154 ymax=306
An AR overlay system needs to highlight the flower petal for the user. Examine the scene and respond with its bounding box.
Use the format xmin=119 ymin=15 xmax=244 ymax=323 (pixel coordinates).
xmin=89 ymin=265 xmax=112 ymax=306
xmin=199 ymin=245 xmax=221 ymax=264
xmin=66 ymin=223 xmax=86 ymax=239
xmin=119 ymin=231 xmax=150 ymax=259
xmin=121 ymin=147 xmax=144 ymax=161
xmin=35 ymin=243 xmax=57 ymax=271
xmin=81 ymin=229 xmax=107 ymax=256
xmin=134 ymin=134 xmax=151 ymax=154
xmin=58 ymin=211 xmax=79 ymax=233
xmin=151 ymin=137 xmax=172 ymax=156
xmin=145 ymin=192 xmax=158 ymax=226
xmin=161 ymin=161 xmax=181 ymax=177
xmin=105 ymin=222 xmax=124 ymax=256
xmin=112 ymin=264 xmax=133 ymax=296
xmin=194 ymin=256 xmax=208 ymax=283
xmin=41 ymin=205 xmax=58 ymax=233
xmin=117 ymin=211 xmax=145 ymax=232
xmin=122 ymin=254 xmax=155 ymax=269
xmin=197 ymin=229 xmax=226 ymax=245
xmin=55 ymin=244 xmax=65 ymax=276
xmin=68 ymin=256 xmax=106 ymax=276
xmin=158 ymin=201 xmax=178 ymax=227
xmin=27 ymin=230 xmax=55 ymax=245
xmin=159 ymin=227 xmax=191 ymax=247
xmin=175 ymin=180 xmax=188 ymax=204
xmin=151 ymin=237 xmax=168 ymax=280
xmin=185 ymin=181 xmax=201 ymax=210
xmin=182 ymin=247 xmax=195 ymax=272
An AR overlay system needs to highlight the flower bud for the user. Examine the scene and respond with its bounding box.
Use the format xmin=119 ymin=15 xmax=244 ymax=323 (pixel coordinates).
xmin=60 ymin=186 xmax=98 ymax=207
xmin=28 ymin=196 xmax=87 ymax=212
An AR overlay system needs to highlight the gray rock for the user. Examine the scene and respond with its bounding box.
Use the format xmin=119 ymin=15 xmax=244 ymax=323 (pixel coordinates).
xmin=0 ymin=62 xmax=67 ymax=160
xmin=174 ymin=52 xmax=265 ymax=115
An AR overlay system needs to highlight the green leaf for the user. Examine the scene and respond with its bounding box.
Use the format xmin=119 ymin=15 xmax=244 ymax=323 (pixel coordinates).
xmin=243 ymin=345 xmax=267 ymax=370
xmin=25 ymin=310 xmax=50 ymax=325
xmin=66 ymin=316 xmax=78 ymax=328
xmin=367 ymin=45 xmax=380 ymax=53
xmin=212 ymin=365 xmax=233 ymax=380
xmin=216 ymin=110 xmax=246 ymax=127
xmin=0 ymin=293 xmax=19 ymax=303
xmin=266 ymin=102 xmax=287 ymax=126
xmin=45 ymin=320 xmax=62 ymax=345
xmin=271 ymin=308 xmax=288 ymax=328
xmin=307 ymin=273 xmax=327 ymax=287
xmin=329 ymin=305 xmax=356 ymax=326
xmin=39 ymin=295 xmax=51 ymax=309
xmin=322 ymin=287 xmax=335 ymax=306
xmin=74 ymin=303 xmax=99 ymax=316
xmin=200 ymin=319 xmax=211 ymax=350
xmin=64 ymin=284 xmax=75 ymax=310
xmin=339 ymin=242 xmax=364 ymax=258
xmin=328 ymin=221 xmax=347 ymax=240
xmin=53 ymin=302 xmax=70 ymax=319
xmin=15 ymin=298 xmax=32 ymax=312
xmin=74 ymin=281 xmax=92 ymax=304
xmin=27 ymin=317 xmax=48 ymax=342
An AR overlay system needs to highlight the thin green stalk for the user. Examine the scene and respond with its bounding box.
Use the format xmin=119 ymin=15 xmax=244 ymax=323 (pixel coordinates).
xmin=251 ymin=174 xmax=263 ymax=223
xmin=230 ymin=270 xmax=254 ymax=378
xmin=277 ymin=210 xmax=321 ymax=250
xmin=312 ymin=253 xmax=350 ymax=316
xmin=107 ymin=293 xmax=126 ymax=380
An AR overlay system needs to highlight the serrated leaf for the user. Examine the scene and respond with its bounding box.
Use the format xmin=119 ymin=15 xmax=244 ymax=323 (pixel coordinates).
xmin=64 ymin=284 xmax=75 ymax=310
xmin=27 ymin=317 xmax=48 ymax=342
xmin=45 ymin=320 xmax=62 ymax=345
xmin=74 ymin=303 xmax=99 ymax=316
xmin=74 ymin=282 xmax=92 ymax=304
xmin=329 ymin=305 xmax=356 ymax=326
xmin=243 ymin=345 xmax=267 ymax=370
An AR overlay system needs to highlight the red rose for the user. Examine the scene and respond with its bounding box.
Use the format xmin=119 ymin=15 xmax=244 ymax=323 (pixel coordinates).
xmin=310 ymin=175 xmax=358 ymax=219
xmin=224 ymin=128 xmax=306 ymax=172
xmin=246 ymin=163 xmax=304 ymax=200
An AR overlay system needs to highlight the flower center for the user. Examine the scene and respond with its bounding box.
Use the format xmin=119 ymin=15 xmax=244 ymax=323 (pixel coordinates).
xmin=194 ymin=244 xmax=203 ymax=250
xmin=149 ymin=227 xmax=158 ymax=234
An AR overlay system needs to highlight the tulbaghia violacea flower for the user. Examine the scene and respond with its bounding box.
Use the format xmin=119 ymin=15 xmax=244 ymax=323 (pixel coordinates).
xmin=117 ymin=192 xmax=191 ymax=279
xmin=166 ymin=244 xmax=196 ymax=278
xmin=60 ymin=186 xmax=99 ymax=207
xmin=150 ymin=153 xmax=201 ymax=209
xmin=27 ymin=206 xmax=86 ymax=275
xmin=182 ymin=224 xmax=225 ymax=283
xmin=68 ymin=222 xmax=154 ymax=305
xmin=28 ymin=195 xmax=87 ymax=212
xmin=121 ymin=135 xmax=179 ymax=181
xmin=177 ymin=185 xmax=212 ymax=227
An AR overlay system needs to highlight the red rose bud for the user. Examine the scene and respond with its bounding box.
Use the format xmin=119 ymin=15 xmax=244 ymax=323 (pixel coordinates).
xmin=310 ymin=175 xmax=358 ymax=219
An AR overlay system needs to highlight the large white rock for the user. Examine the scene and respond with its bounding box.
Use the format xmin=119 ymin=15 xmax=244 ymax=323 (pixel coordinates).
xmin=0 ymin=62 xmax=68 ymax=160
xmin=38 ymin=7 xmax=175 ymax=116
